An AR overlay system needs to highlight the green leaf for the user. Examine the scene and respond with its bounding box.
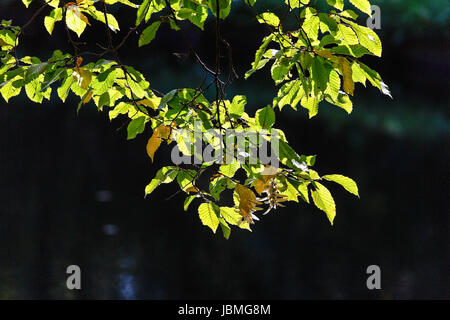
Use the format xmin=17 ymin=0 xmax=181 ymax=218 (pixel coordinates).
xmin=91 ymin=67 xmax=117 ymax=95
xmin=123 ymin=72 xmax=147 ymax=99
xmin=302 ymin=15 xmax=320 ymax=40
xmin=273 ymin=80 xmax=303 ymax=111
xmin=351 ymin=61 xmax=367 ymax=85
xmin=220 ymin=207 xmax=251 ymax=231
xmin=57 ymin=72 xmax=74 ymax=103
xmin=322 ymin=174 xmax=359 ymax=197
xmin=326 ymin=0 xmax=344 ymax=11
xmin=325 ymin=69 xmax=341 ymax=102
xmin=246 ymin=34 xmax=274 ymax=79
xmin=219 ymin=162 xmax=240 ymax=177
xmin=145 ymin=178 xmax=160 ymax=196
xmin=208 ymin=0 xmax=231 ymax=19
xmin=65 ymin=5 xmax=89 ymax=38
xmin=336 ymin=23 xmax=359 ymax=46
xmin=301 ymin=94 xmax=319 ymax=118
xmin=198 ymin=202 xmax=219 ymax=233
xmin=271 ymin=57 xmax=290 ymax=84
xmin=346 ymin=21 xmax=382 ymax=57
xmin=44 ymin=8 xmax=63 ymax=35
xmin=326 ymin=92 xmax=353 ymax=114
xmin=311 ymin=182 xmax=336 ymax=225
xmin=22 ymin=0 xmax=33 ymax=8
xmin=104 ymin=0 xmax=137 ymax=8
xmin=287 ymin=0 xmax=310 ymax=9
xmin=25 ymin=75 xmax=51 ymax=103
xmin=184 ymin=195 xmax=197 ymax=211
xmin=47 ymin=0 xmax=59 ymax=8
xmin=230 ymin=95 xmax=246 ymax=118
xmin=40 ymin=68 xmax=67 ymax=92
xmin=176 ymin=170 xmax=196 ymax=192
xmin=86 ymin=7 xmax=120 ymax=32
xmin=136 ymin=0 xmax=150 ymax=26
xmin=277 ymin=140 xmax=305 ymax=170
xmin=145 ymin=166 xmax=179 ymax=197
xmin=256 ymin=106 xmax=275 ymax=129
xmin=209 ymin=178 xmax=227 ymax=201
xmin=0 ymin=76 xmax=22 ymax=102
xmin=349 ymin=0 xmax=372 ymax=16
xmin=319 ymin=13 xmax=338 ymax=34
xmin=24 ymin=63 xmax=49 ymax=83
xmin=311 ymin=57 xmax=330 ymax=94
xmin=256 ymin=12 xmax=280 ymax=27
xmin=138 ymin=21 xmax=161 ymax=47
xmin=127 ymin=116 xmax=147 ymax=140
xmin=0 ymin=29 xmax=16 ymax=48
xmin=156 ymin=166 xmax=179 ymax=183
xmin=219 ymin=218 xmax=231 ymax=239
xmin=109 ymin=101 xmax=132 ymax=120
xmin=176 ymin=6 xmax=209 ymax=30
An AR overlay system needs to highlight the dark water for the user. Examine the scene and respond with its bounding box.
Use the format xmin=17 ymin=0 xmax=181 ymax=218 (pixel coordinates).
xmin=0 ymin=1 xmax=449 ymax=299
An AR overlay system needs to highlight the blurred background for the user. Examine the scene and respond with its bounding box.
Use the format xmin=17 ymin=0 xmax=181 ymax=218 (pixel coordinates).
xmin=0 ymin=0 xmax=448 ymax=299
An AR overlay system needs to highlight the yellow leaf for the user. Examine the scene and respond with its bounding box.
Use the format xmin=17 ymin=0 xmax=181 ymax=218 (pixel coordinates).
xmin=137 ymin=98 xmax=160 ymax=110
xmin=235 ymin=184 xmax=260 ymax=224
xmin=220 ymin=207 xmax=251 ymax=231
xmin=261 ymin=165 xmax=277 ymax=182
xmin=76 ymin=57 xmax=83 ymax=67
xmin=254 ymin=179 xmax=268 ymax=195
xmin=198 ymin=203 xmax=219 ymax=233
xmin=72 ymin=67 xmax=92 ymax=90
xmin=315 ymin=49 xmax=335 ymax=61
xmin=66 ymin=5 xmax=87 ymax=37
xmin=185 ymin=186 xmax=199 ymax=194
xmin=337 ymin=57 xmax=354 ymax=96
xmin=79 ymin=12 xmax=91 ymax=26
xmin=104 ymin=0 xmax=138 ymax=8
xmin=311 ymin=182 xmax=336 ymax=225
xmin=83 ymin=89 xmax=93 ymax=104
xmin=146 ymin=125 xmax=171 ymax=162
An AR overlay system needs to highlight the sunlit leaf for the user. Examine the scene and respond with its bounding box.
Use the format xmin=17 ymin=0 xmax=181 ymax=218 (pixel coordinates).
xmin=138 ymin=21 xmax=161 ymax=47
xmin=146 ymin=125 xmax=171 ymax=162
xmin=322 ymin=174 xmax=359 ymax=197
xmin=311 ymin=182 xmax=336 ymax=225
xmin=349 ymin=0 xmax=372 ymax=16
xmin=66 ymin=5 xmax=90 ymax=38
xmin=198 ymin=202 xmax=219 ymax=233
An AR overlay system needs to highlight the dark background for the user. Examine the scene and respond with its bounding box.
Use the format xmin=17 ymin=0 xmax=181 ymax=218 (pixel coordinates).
xmin=0 ymin=0 xmax=448 ymax=299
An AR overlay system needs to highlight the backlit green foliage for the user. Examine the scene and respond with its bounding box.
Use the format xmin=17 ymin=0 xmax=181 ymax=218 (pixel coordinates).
xmin=0 ymin=0 xmax=391 ymax=238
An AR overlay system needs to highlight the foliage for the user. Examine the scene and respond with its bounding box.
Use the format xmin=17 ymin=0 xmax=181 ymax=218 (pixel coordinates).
xmin=0 ymin=0 xmax=391 ymax=238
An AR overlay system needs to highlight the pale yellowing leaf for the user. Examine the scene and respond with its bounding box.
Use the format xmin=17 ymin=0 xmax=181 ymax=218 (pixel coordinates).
xmin=198 ymin=203 xmax=219 ymax=233
xmin=66 ymin=5 xmax=89 ymax=38
xmin=349 ymin=0 xmax=372 ymax=16
xmin=311 ymin=182 xmax=336 ymax=225
xmin=322 ymin=174 xmax=359 ymax=197
xmin=103 ymin=0 xmax=138 ymax=8
xmin=137 ymin=97 xmax=160 ymax=110
xmin=220 ymin=207 xmax=251 ymax=231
